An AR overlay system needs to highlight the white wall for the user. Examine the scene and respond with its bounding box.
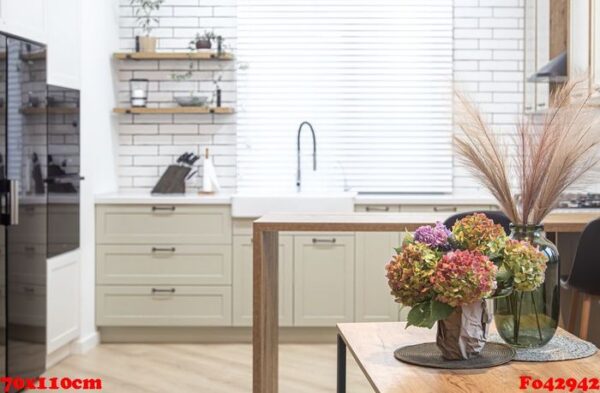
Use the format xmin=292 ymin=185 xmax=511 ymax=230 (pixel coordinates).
xmin=77 ymin=0 xmax=120 ymax=352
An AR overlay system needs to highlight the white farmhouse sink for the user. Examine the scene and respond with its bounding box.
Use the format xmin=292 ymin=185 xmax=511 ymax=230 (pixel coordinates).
xmin=231 ymin=191 xmax=357 ymax=218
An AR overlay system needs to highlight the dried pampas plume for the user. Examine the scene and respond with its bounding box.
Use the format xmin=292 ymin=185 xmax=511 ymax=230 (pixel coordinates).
xmin=454 ymin=80 xmax=600 ymax=225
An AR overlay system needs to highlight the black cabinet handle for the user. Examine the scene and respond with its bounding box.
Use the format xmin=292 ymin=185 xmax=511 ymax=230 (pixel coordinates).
xmin=151 ymin=288 xmax=176 ymax=294
xmin=152 ymin=206 xmax=176 ymax=212
xmin=312 ymin=238 xmax=336 ymax=244
xmin=152 ymin=247 xmax=176 ymax=253
xmin=23 ymin=287 xmax=35 ymax=294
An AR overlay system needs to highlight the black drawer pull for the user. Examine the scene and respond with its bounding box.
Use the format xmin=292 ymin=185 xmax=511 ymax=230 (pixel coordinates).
xmin=312 ymin=238 xmax=336 ymax=244
xmin=23 ymin=287 xmax=35 ymax=294
xmin=152 ymin=206 xmax=176 ymax=212
xmin=365 ymin=206 xmax=390 ymax=212
xmin=151 ymin=288 xmax=176 ymax=294
xmin=152 ymin=247 xmax=176 ymax=253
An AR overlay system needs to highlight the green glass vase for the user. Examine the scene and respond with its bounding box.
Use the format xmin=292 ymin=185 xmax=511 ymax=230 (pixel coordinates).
xmin=493 ymin=224 xmax=560 ymax=348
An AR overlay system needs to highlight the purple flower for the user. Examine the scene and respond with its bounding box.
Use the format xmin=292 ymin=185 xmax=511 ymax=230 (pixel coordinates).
xmin=414 ymin=222 xmax=451 ymax=249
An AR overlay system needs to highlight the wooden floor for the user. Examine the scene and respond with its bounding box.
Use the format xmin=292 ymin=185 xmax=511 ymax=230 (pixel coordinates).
xmin=45 ymin=344 xmax=374 ymax=392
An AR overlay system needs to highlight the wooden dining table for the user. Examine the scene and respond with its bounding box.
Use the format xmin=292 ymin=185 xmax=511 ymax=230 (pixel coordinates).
xmin=252 ymin=211 xmax=600 ymax=393
xmin=336 ymin=322 xmax=600 ymax=393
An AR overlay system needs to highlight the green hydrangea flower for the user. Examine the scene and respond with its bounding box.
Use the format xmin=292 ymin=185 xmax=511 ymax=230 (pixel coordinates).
xmin=451 ymin=213 xmax=508 ymax=257
xmin=385 ymin=242 xmax=440 ymax=306
xmin=502 ymin=239 xmax=548 ymax=292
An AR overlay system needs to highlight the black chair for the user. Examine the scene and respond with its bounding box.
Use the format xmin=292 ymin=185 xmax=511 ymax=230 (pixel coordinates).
xmin=561 ymin=217 xmax=600 ymax=340
xmin=443 ymin=210 xmax=512 ymax=234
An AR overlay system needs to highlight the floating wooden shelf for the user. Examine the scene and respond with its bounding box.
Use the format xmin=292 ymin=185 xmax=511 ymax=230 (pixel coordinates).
xmin=20 ymin=107 xmax=79 ymax=115
xmin=20 ymin=50 xmax=46 ymax=61
xmin=113 ymin=52 xmax=233 ymax=61
xmin=113 ymin=107 xmax=234 ymax=114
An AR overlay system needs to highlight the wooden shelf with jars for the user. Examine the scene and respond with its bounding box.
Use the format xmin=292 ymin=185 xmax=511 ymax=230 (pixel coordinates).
xmin=113 ymin=52 xmax=233 ymax=61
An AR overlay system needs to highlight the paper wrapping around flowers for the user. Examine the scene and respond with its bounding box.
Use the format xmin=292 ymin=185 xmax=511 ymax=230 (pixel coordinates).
xmin=436 ymin=300 xmax=492 ymax=360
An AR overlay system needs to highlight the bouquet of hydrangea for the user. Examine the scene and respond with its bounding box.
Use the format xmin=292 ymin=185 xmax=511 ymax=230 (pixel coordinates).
xmin=385 ymin=213 xmax=548 ymax=329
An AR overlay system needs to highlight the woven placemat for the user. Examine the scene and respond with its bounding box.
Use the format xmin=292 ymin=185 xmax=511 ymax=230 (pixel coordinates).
xmin=489 ymin=329 xmax=598 ymax=362
xmin=394 ymin=342 xmax=515 ymax=369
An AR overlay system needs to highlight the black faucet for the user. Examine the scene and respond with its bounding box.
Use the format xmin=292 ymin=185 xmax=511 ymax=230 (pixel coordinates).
xmin=296 ymin=121 xmax=317 ymax=192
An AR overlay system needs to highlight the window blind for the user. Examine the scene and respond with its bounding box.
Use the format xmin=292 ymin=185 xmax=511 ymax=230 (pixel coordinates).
xmin=237 ymin=0 xmax=453 ymax=193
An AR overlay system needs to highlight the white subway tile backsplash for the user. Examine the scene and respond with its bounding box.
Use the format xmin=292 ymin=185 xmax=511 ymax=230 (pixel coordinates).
xmin=120 ymin=145 xmax=159 ymax=155
xmin=455 ymin=7 xmax=492 ymax=18
xmin=133 ymin=135 xmax=173 ymax=145
xmin=172 ymin=135 xmax=212 ymax=145
xmin=120 ymin=124 xmax=159 ymax=135
xmin=159 ymin=124 xmax=199 ymax=134
xmin=173 ymin=7 xmax=213 ymax=16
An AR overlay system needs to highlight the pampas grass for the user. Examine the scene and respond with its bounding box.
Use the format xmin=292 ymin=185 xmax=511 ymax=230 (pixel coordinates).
xmin=454 ymin=80 xmax=600 ymax=225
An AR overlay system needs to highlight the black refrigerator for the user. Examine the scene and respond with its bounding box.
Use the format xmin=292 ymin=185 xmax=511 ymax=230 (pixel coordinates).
xmin=0 ymin=33 xmax=81 ymax=390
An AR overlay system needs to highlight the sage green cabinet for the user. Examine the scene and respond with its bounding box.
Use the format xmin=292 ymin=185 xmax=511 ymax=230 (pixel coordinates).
xmin=232 ymin=235 xmax=294 ymax=326
xmin=355 ymin=232 xmax=401 ymax=322
xmin=293 ymin=234 xmax=355 ymax=326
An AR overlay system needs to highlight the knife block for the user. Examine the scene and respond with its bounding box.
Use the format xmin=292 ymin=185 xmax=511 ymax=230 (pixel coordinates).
xmin=151 ymin=165 xmax=191 ymax=194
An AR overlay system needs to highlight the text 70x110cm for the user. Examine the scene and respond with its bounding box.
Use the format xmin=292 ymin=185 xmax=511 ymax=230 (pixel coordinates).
xmin=1 ymin=377 xmax=102 ymax=391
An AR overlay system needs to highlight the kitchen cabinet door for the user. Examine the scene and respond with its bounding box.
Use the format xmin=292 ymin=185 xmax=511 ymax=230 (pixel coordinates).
xmin=46 ymin=0 xmax=80 ymax=88
xmin=232 ymin=235 xmax=293 ymax=326
xmin=355 ymin=232 xmax=402 ymax=322
xmin=47 ymin=250 xmax=79 ymax=354
xmin=294 ymin=235 xmax=354 ymax=326
xmin=0 ymin=0 xmax=46 ymax=44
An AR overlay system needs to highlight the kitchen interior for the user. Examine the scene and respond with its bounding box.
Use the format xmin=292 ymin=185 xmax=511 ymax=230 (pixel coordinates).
xmin=1 ymin=0 xmax=600 ymax=392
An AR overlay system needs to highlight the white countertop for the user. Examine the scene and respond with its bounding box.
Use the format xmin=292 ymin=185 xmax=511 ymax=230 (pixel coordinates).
xmin=95 ymin=192 xmax=232 ymax=204
xmin=95 ymin=191 xmax=498 ymax=206
xmin=354 ymin=194 xmax=497 ymax=205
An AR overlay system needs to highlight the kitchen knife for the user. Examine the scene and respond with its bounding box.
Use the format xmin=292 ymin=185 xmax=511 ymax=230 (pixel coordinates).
xmin=188 ymin=154 xmax=200 ymax=166
xmin=180 ymin=153 xmax=192 ymax=165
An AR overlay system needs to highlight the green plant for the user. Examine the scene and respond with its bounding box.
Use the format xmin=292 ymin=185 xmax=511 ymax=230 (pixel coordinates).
xmin=130 ymin=0 xmax=164 ymax=36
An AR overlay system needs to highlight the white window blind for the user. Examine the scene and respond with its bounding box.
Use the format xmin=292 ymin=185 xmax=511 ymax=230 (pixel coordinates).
xmin=237 ymin=0 xmax=453 ymax=193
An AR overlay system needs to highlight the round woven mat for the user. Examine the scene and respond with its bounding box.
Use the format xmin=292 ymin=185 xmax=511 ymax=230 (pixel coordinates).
xmin=394 ymin=342 xmax=515 ymax=369
xmin=489 ymin=330 xmax=598 ymax=362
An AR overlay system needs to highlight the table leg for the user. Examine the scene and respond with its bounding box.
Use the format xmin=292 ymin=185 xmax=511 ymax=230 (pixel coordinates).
xmin=253 ymin=229 xmax=279 ymax=393
xmin=337 ymin=334 xmax=346 ymax=393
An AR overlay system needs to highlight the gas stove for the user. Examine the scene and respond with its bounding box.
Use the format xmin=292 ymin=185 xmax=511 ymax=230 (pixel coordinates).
xmin=558 ymin=193 xmax=600 ymax=209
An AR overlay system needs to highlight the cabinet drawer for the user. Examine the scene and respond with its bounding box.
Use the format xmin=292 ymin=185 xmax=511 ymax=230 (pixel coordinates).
xmin=96 ymin=286 xmax=232 ymax=326
xmin=97 ymin=245 xmax=232 ymax=285
xmin=96 ymin=204 xmax=231 ymax=244
xmin=399 ymin=204 xmax=493 ymax=213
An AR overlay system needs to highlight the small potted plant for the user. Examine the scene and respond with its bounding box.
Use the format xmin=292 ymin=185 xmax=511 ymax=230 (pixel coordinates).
xmin=193 ymin=31 xmax=216 ymax=50
xmin=130 ymin=0 xmax=164 ymax=53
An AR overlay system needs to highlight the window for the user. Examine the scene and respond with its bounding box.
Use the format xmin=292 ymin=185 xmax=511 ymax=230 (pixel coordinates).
xmin=237 ymin=0 xmax=453 ymax=193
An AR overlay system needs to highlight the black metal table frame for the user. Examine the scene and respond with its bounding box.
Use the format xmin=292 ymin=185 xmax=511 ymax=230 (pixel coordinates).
xmin=337 ymin=334 xmax=347 ymax=393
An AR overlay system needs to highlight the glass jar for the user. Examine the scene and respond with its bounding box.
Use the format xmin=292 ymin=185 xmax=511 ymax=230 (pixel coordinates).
xmin=493 ymin=224 xmax=560 ymax=348
xmin=129 ymin=78 xmax=149 ymax=107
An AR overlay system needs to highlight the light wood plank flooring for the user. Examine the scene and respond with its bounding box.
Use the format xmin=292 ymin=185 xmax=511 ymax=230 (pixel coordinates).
xmin=45 ymin=344 xmax=374 ymax=392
